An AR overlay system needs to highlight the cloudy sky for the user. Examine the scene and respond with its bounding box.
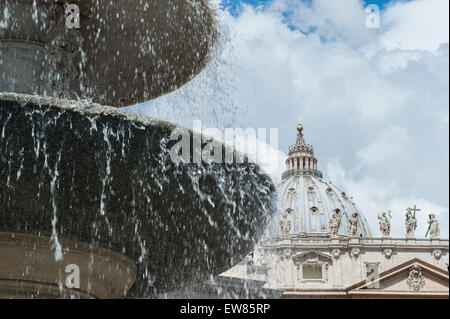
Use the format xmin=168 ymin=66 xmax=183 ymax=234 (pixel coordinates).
xmin=128 ymin=0 xmax=449 ymax=238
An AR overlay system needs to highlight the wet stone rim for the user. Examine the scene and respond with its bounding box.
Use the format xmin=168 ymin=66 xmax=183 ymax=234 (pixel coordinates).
xmin=0 ymin=92 xmax=276 ymax=297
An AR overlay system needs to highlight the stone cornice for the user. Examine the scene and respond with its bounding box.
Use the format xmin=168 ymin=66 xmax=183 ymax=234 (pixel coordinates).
xmin=261 ymin=236 xmax=450 ymax=251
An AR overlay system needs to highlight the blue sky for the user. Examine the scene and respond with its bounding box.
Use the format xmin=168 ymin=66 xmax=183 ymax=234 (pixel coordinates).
xmin=220 ymin=0 xmax=408 ymax=15
xmin=141 ymin=0 xmax=448 ymax=237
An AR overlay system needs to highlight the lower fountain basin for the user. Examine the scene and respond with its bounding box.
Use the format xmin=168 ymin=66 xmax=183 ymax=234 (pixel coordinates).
xmin=0 ymin=92 xmax=275 ymax=298
xmin=0 ymin=232 xmax=136 ymax=298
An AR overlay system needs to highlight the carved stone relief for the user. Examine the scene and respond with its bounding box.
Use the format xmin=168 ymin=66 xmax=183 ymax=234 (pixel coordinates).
xmin=283 ymin=249 xmax=292 ymax=260
xmin=351 ymin=248 xmax=360 ymax=259
xmin=383 ymin=249 xmax=393 ymax=259
xmin=406 ymin=265 xmax=425 ymax=291
xmin=432 ymin=249 xmax=442 ymax=260
xmin=332 ymin=249 xmax=341 ymax=260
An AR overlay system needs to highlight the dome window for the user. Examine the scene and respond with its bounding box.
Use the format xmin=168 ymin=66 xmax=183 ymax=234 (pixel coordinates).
xmin=292 ymin=251 xmax=331 ymax=283
xmin=287 ymin=187 xmax=296 ymax=198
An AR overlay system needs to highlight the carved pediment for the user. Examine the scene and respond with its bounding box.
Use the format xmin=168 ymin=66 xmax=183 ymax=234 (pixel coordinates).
xmin=292 ymin=250 xmax=332 ymax=264
xmin=347 ymin=258 xmax=449 ymax=298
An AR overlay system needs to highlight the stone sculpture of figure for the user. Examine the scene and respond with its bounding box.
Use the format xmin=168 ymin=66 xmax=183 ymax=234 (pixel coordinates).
xmin=405 ymin=208 xmax=417 ymax=238
xmin=348 ymin=212 xmax=359 ymax=236
xmin=247 ymin=252 xmax=254 ymax=266
xmin=254 ymin=246 xmax=267 ymax=266
xmin=280 ymin=208 xmax=292 ymax=237
xmin=378 ymin=212 xmax=391 ymax=237
xmin=428 ymin=214 xmax=440 ymax=239
xmin=328 ymin=209 xmax=341 ymax=236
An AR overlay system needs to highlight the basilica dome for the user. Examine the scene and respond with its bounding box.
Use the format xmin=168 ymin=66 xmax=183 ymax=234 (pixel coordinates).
xmin=266 ymin=125 xmax=372 ymax=238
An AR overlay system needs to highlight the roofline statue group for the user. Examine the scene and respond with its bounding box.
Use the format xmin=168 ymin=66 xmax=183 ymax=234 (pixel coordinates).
xmin=281 ymin=204 xmax=441 ymax=239
xmin=377 ymin=206 xmax=441 ymax=239
xmin=324 ymin=205 xmax=441 ymax=239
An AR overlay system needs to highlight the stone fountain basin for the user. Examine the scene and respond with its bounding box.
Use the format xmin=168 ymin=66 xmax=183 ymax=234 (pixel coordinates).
xmin=0 ymin=0 xmax=217 ymax=106
xmin=0 ymin=92 xmax=275 ymax=297
xmin=0 ymin=232 xmax=137 ymax=298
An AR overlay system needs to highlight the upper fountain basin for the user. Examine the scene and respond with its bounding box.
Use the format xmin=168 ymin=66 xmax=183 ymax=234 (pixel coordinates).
xmin=0 ymin=0 xmax=217 ymax=107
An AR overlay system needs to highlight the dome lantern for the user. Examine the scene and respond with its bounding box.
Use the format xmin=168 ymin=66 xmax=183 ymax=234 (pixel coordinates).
xmin=283 ymin=124 xmax=321 ymax=180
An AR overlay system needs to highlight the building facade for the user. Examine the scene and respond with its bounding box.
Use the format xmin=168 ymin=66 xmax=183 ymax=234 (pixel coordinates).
xmin=218 ymin=125 xmax=449 ymax=298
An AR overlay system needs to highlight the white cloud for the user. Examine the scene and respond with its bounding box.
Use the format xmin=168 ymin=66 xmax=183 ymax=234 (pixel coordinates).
xmin=131 ymin=0 xmax=449 ymax=237
xmin=381 ymin=0 xmax=449 ymax=52
xmin=356 ymin=125 xmax=412 ymax=166
xmin=326 ymin=160 xmax=449 ymax=237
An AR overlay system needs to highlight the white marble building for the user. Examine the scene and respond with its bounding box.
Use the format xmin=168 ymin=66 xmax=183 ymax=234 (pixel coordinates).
xmin=218 ymin=125 xmax=449 ymax=298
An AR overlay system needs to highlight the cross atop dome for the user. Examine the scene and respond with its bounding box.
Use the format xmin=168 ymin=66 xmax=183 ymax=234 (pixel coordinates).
xmin=283 ymin=124 xmax=322 ymax=179
xmin=294 ymin=123 xmax=308 ymax=148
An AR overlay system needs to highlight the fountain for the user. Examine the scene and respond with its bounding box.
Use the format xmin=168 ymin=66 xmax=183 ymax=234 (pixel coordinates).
xmin=0 ymin=1 xmax=275 ymax=298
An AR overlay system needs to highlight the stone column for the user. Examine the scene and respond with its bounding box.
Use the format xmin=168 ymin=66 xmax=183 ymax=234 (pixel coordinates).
xmin=351 ymin=248 xmax=362 ymax=283
xmin=332 ymin=249 xmax=343 ymax=288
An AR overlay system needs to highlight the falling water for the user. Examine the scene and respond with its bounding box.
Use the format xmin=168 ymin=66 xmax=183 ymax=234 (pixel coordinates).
xmin=0 ymin=0 xmax=277 ymax=298
xmin=0 ymin=93 xmax=276 ymax=297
